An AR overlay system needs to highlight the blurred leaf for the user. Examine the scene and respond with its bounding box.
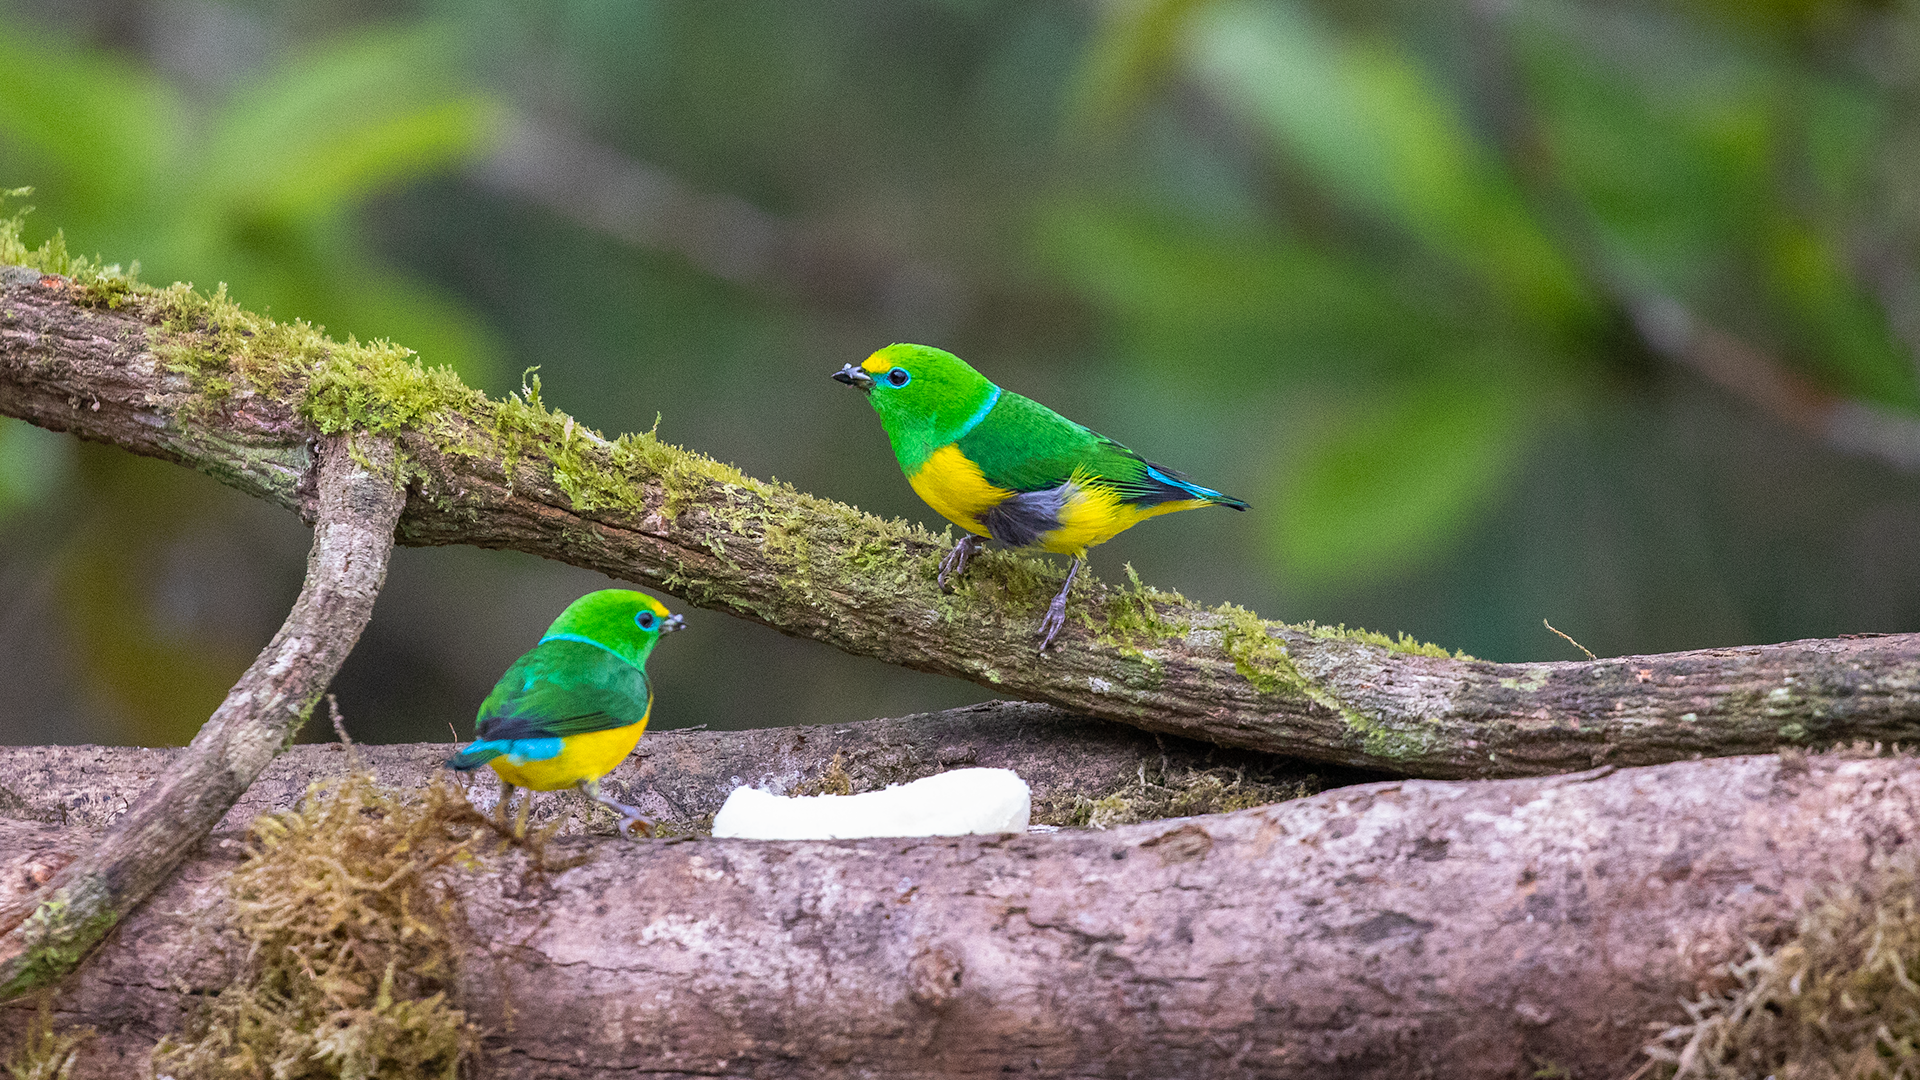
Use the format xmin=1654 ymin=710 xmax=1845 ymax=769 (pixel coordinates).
xmin=1798 ymin=78 xmax=1879 ymax=212
xmin=1517 ymin=4 xmax=1785 ymax=285
xmin=1275 ymin=371 xmax=1537 ymax=587
xmin=1763 ymin=218 xmax=1920 ymax=407
xmin=0 ymin=18 xmax=506 ymax=388
xmin=0 ymin=418 xmax=72 ymax=521
xmin=1682 ymin=0 xmax=1863 ymax=35
xmin=1038 ymin=199 xmax=1470 ymax=379
xmin=205 ymin=26 xmax=498 ymax=225
xmin=1518 ymin=5 xmax=1916 ymax=408
xmin=0 ymin=27 xmax=183 ymax=214
xmin=1185 ymin=0 xmax=1591 ymax=324
xmin=1071 ymin=0 xmax=1212 ymax=132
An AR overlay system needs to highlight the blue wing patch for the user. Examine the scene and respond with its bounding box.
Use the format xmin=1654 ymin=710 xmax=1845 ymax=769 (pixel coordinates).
xmin=504 ymin=737 xmax=565 ymax=763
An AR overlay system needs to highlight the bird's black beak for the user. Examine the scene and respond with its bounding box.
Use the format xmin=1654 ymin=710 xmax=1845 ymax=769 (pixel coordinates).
xmin=662 ymin=613 xmax=686 ymax=633
xmin=832 ymin=363 xmax=874 ymax=390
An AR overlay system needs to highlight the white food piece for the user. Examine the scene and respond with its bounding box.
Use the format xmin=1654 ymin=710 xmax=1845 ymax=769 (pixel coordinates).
xmin=710 ymin=767 xmax=1032 ymax=840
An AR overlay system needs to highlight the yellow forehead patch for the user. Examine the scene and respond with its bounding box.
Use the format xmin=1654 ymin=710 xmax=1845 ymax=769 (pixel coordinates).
xmin=861 ymin=350 xmax=895 ymax=374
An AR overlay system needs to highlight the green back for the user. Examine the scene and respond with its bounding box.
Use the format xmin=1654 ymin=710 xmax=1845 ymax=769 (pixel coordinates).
xmin=956 ymin=390 xmax=1139 ymax=492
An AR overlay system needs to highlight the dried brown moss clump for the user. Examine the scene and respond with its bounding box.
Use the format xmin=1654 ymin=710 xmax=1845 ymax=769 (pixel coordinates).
xmin=790 ymin=753 xmax=855 ymax=797
xmin=151 ymin=771 xmax=490 ymax=1080
xmin=1647 ymin=860 xmax=1920 ymax=1079
xmin=3 ymin=1000 xmax=92 ymax=1080
xmin=1044 ymin=763 xmax=1322 ymax=829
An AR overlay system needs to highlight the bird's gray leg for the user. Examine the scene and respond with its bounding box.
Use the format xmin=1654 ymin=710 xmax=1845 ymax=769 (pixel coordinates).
xmin=512 ymin=785 xmax=534 ymax=839
xmin=938 ymin=533 xmax=986 ymax=592
xmin=495 ymin=777 xmax=517 ymax=830
xmin=578 ymin=778 xmax=656 ymax=838
xmin=1037 ymin=555 xmax=1084 ymax=651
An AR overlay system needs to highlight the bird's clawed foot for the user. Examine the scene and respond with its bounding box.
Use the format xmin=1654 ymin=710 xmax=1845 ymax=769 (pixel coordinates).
xmin=938 ymin=534 xmax=986 ymax=592
xmin=1036 ymin=556 xmax=1083 ymax=651
xmin=578 ymin=779 xmax=656 ymax=839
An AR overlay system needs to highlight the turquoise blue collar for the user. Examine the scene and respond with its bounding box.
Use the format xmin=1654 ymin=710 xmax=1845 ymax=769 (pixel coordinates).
xmin=952 ymin=384 xmax=1002 ymax=440
xmin=539 ymin=632 xmax=642 ymax=669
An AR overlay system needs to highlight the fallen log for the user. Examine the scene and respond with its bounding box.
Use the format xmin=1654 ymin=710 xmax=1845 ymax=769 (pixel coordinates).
xmin=6 ymin=264 xmax=1919 ymax=779
xmin=2 ymin=747 xmax=1914 ymax=1078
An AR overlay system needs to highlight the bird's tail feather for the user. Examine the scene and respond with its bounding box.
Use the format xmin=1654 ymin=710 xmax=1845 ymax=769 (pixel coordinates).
xmin=445 ymin=742 xmax=506 ymax=771
xmin=1144 ymin=463 xmax=1249 ymax=511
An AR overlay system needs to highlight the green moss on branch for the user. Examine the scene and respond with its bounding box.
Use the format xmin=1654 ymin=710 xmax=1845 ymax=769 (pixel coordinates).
xmin=0 ymin=890 xmax=121 ymax=1001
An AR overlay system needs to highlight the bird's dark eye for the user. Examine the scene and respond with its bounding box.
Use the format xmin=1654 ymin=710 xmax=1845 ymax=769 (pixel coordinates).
xmin=886 ymin=367 xmax=910 ymax=387
xmin=635 ymin=611 xmax=656 ymax=630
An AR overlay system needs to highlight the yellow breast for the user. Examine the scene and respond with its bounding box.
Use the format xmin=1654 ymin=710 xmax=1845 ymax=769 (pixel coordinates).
xmin=486 ymin=718 xmax=649 ymax=791
xmin=908 ymin=444 xmax=1008 ymax=538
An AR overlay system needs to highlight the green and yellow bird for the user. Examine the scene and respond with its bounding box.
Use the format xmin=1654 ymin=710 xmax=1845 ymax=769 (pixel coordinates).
xmin=446 ymin=589 xmax=683 ymax=837
xmin=833 ymin=343 xmax=1248 ymax=649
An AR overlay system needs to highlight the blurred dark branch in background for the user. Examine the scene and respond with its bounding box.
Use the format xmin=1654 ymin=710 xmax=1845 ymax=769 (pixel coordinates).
xmin=1451 ymin=5 xmax=1920 ymax=470
xmin=5 ymin=267 xmax=1920 ymax=782
xmin=1853 ymin=237 xmax=1920 ymax=386
xmin=472 ymin=113 xmax=782 ymax=287
xmin=469 ymin=112 xmax=972 ymax=332
xmin=1631 ymin=294 xmax=1920 ymax=471
xmin=1471 ymin=2 xmax=1920 ymax=473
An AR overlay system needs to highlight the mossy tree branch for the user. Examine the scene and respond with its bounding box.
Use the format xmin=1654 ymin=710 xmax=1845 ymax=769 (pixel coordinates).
xmin=4 ymin=264 xmax=1920 ymax=779
xmin=0 ymin=427 xmax=405 ymax=999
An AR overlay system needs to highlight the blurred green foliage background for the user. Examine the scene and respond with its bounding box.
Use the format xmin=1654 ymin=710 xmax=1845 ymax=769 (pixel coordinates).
xmin=2 ymin=0 xmax=1918 ymax=747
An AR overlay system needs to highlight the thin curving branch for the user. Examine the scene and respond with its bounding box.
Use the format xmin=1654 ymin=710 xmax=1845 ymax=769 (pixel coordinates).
xmin=0 ymin=428 xmax=405 ymax=999
xmin=4 ymin=266 xmax=1920 ymax=782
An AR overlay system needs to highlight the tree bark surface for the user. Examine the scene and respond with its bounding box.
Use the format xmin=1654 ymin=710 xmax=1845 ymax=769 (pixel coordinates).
xmin=2 ymin=749 xmax=1915 ymax=1078
xmin=0 ymin=704 xmax=1377 ymax=837
xmin=5 ymin=269 xmax=1919 ymax=779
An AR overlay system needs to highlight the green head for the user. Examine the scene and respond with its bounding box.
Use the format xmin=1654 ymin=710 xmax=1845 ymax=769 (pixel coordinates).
xmin=831 ymin=343 xmax=1001 ymax=472
xmin=539 ymin=589 xmax=684 ymax=668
